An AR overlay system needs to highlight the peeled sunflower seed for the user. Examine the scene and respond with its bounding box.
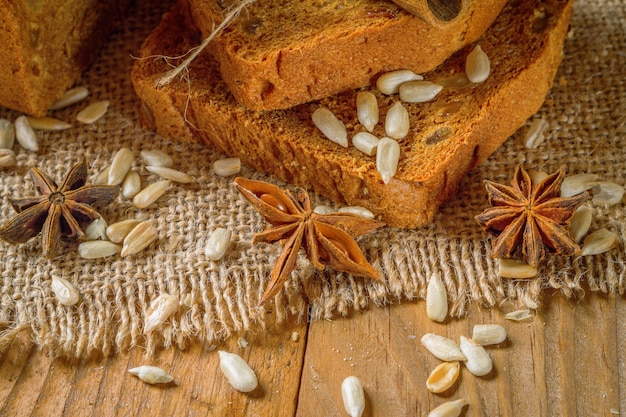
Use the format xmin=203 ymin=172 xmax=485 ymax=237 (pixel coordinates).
xmin=376 ymin=69 xmax=424 ymax=95
xmin=428 ymin=399 xmax=469 ymax=417
xmin=51 ymin=276 xmax=80 ymax=306
xmin=108 ymin=147 xmax=134 ymax=186
xmin=568 ymin=205 xmax=593 ymax=243
xmin=76 ymin=100 xmax=110 ymax=124
xmin=465 ymin=44 xmax=490 ymax=83
xmin=93 ymin=164 xmax=110 ymax=185
xmin=85 ymin=217 xmax=108 ymax=241
xmin=385 ymin=101 xmax=409 ymax=140
xmin=459 ymin=336 xmax=492 ymax=376
xmin=376 ymin=137 xmax=400 ymax=185
xmin=312 ymin=107 xmax=348 ymax=147
xmin=14 ymin=115 xmax=39 ymax=152
xmin=523 ymin=117 xmax=549 ymax=149
xmin=128 ymin=366 xmax=174 ymax=385
xmin=421 ymin=333 xmax=466 ymax=362
xmin=218 ymin=350 xmax=258 ymax=392
xmin=581 ymin=228 xmax=618 ymax=256
xmin=132 ymin=180 xmax=171 ymax=209
xmin=341 ymin=376 xmax=365 ymax=417
xmin=497 ymin=258 xmax=538 ymax=279
xmin=0 ymin=119 xmax=15 ymax=149
xmin=561 ymin=173 xmax=599 ymax=197
xmin=399 ymin=81 xmax=443 ymax=103
xmin=204 ymin=227 xmax=232 ymax=261
xmin=78 ymin=240 xmax=121 ymax=259
xmin=121 ymin=220 xmax=158 ymax=257
xmin=356 ymin=91 xmax=379 ymax=132
xmin=141 ymin=149 xmax=174 ymax=168
xmin=504 ymin=309 xmax=533 ymax=321
xmin=122 ymin=170 xmax=142 ymax=199
xmin=49 ymin=86 xmax=89 ymax=110
xmin=26 ymin=116 xmax=71 ymax=131
xmin=426 ymin=361 xmax=460 ymax=394
xmin=313 ymin=205 xmax=335 ymax=215
xmin=213 ymin=157 xmax=241 ymax=177
xmin=338 ymin=206 xmax=375 ymax=219
xmin=591 ymin=182 xmax=624 ymax=205
xmin=472 ymin=324 xmax=507 ymax=346
xmin=352 ymin=131 xmax=379 ymax=156
xmin=426 ymin=273 xmax=448 ymax=323
xmin=528 ymin=169 xmax=549 ymax=185
xmin=146 ymin=165 xmax=193 ymax=184
xmin=0 ymin=149 xmax=16 ymax=168
xmin=106 ymin=219 xmax=143 ymax=243
xmin=144 ymin=293 xmax=179 ymax=334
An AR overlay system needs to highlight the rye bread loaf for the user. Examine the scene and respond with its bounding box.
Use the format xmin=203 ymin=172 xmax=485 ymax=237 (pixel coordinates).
xmin=187 ymin=0 xmax=507 ymax=111
xmin=132 ymin=0 xmax=573 ymax=228
xmin=0 ymin=0 xmax=129 ymax=116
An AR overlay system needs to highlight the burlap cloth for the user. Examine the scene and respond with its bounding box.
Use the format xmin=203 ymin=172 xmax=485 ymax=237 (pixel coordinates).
xmin=0 ymin=0 xmax=624 ymax=357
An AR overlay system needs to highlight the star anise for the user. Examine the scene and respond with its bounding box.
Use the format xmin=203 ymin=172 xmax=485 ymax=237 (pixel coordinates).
xmin=0 ymin=158 xmax=119 ymax=258
xmin=234 ymin=177 xmax=386 ymax=304
xmin=475 ymin=165 xmax=588 ymax=267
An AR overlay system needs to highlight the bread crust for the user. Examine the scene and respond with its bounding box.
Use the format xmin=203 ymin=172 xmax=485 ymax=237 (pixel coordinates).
xmin=132 ymin=0 xmax=573 ymax=228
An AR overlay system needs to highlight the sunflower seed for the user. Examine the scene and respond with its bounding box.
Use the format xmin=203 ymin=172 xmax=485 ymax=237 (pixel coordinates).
xmin=14 ymin=116 xmax=39 ymax=152
xmin=0 ymin=119 xmax=15 ymax=149
xmin=504 ymin=309 xmax=533 ymax=321
xmin=561 ymin=173 xmax=599 ymax=197
xmin=421 ymin=333 xmax=466 ymax=362
xmin=472 ymin=324 xmax=507 ymax=346
xmin=356 ymin=91 xmax=379 ymax=132
xmin=376 ymin=70 xmax=423 ymax=95
xmin=591 ymin=182 xmax=624 ymax=205
xmin=581 ymin=228 xmax=618 ymax=256
xmin=108 ymin=147 xmax=134 ymax=186
xmin=77 ymin=100 xmax=109 ymax=124
xmin=141 ymin=149 xmax=174 ymax=168
xmin=85 ymin=217 xmax=108 ymax=241
xmin=212 ymin=157 xmax=241 ymax=177
xmin=528 ymin=169 xmax=549 ymax=185
xmin=0 ymin=149 xmax=16 ymax=167
xmin=426 ymin=273 xmax=448 ymax=323
xmin=428 ymin=399 xmax=468 ymax=417
xmin=106 ymin=219 xmax=143 ymax=243
xmin=352 ymin=132 xmax=379 ymax=156
xmin=48 ymin=86 xmax=89 ymax=110
xmin=497 ymin=258 xmax=538 ymax=279
xmin=122 ymin=170 xmax=142 ymax=199
xmin=459 ymin=336 xmax=492 ymax=376
xmin=146 ymin=165 xmax=193 ymax=183
xmin=237 ymin=336 xmax=248 ymax=349
xmin=132 ymin=180 xmax=171 ymax=209
xmin=26 ymin=116 xmax=71 ymax=131
xmin=385 ymin=101 xmax=409 ymax=140
xmin=313 ymin=205 xmax=335 ymax=215
xmin=341 ymin=376 xmax=365 ymax=417
xmin=568 ymin=205 xmax=593 ymax=243
xmin=51 ymin=276 xmax=80 ymax=306
xmin=204 ymin=227 xmax=232 ymax=260
xmin=523 ymin=117 xmax=549 ymax=149
xmin=291 ymin=331 xmax=299 ymax=342
xmin=312 ymin=107 xmax=348 ymax=147
xmin=399 ymin=81 xmax=443 ymax=103
xmin=144 ymin=293 xmax=179 ymax=333
xmin=218 ymin=350 xmax=258 ymax=392
xmin=93 ymin=164 xmax=110 ymax=185
xmin=78 ymin=240 xmax=122 ymax=259
xmin=426 ymin=361 xmax=460 ymax=394
xmin=338 ymin=206 xmax=375 ymax=219
xmin=121 ymin=220 xmax=158 ymax=257
xmin=376 ymin=137 xmax=400 ymax=184
xmin=465 ymin=44 xmax=490 ymax=83
xmin=128 ymin=366 xmax=174 ymax=385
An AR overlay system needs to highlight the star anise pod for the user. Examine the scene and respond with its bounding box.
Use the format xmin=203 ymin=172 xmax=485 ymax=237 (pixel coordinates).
xmin=234 ymin=177 xmax=386 ymax=304
xmin=475 ymin=165 xmax=588 ymax=267
xmin=0 ymin=158 xmax=119 ymax=258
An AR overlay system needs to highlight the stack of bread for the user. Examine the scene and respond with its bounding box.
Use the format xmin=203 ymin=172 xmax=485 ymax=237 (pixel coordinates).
xmin=132 ymin=0 xmax=574 ymax=228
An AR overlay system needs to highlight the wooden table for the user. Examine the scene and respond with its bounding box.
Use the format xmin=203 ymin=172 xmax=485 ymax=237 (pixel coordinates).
xmin=1 ymin=291 xmax=623 ymax=416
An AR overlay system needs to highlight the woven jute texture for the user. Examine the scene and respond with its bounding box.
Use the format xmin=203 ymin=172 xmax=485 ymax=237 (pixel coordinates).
xmin=0 ymin=0 xmax=624 ymax=357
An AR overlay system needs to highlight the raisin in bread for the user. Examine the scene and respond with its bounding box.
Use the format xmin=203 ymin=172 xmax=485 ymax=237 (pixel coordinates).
xmin=132 ymin=0 xmax=573 ymax=228
xmin=186 ymin=0 xmax=507 ymax=111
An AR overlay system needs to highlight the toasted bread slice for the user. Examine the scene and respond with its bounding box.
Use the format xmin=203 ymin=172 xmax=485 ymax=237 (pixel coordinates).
xmin=187 ymin=0 xmax=507 ymax=110
xmin=132 ymin=0 xmax=573 ymax=228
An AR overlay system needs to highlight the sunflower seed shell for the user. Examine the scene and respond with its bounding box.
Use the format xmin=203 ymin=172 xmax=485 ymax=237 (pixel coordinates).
xmin=426 ymin=361 xmax=460 ymax=394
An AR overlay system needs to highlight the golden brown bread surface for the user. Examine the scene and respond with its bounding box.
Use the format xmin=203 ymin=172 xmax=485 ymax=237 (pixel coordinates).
xmin=132 ymin=0 xmax=573 ymax=228
xmin=0 ymin=0 xmax=129 ymax=116
xmin=188 ymin=0 xmax=507 ymax=111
